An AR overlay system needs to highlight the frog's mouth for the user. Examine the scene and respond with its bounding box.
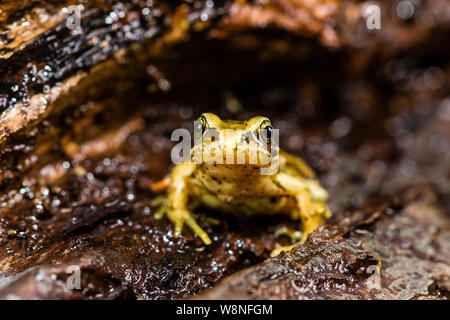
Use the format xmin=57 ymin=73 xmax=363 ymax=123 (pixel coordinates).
xmin=191 ymin=128 xmax=279 ymax=168
xmin=193 ymin=144 xmax=280 ymax=173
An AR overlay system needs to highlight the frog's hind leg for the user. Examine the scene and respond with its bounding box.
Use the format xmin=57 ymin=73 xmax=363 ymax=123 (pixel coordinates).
xmin=295 ymin=191 xmax=326 ymax=242
xmin=279 ymin=150 xmax=315 ymax=178
xmin=271 ymin=172 xmax=329 ymax=257
xmin=166 ymin=164 xmax=212 ymax=245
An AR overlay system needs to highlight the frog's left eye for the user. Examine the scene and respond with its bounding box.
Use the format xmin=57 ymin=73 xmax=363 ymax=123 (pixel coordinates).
xmin=195 ymin=115 xmax=209 ymax=136
xmin=258 ymin=120 xmax=273 ymax=144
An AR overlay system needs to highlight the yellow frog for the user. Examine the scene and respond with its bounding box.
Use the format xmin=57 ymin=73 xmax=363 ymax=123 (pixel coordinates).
xmin=151 ymin=113 xmax=331 ymax=255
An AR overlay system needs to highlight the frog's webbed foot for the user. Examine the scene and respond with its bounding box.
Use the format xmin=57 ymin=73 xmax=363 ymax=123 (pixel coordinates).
xmin=272 ymin=227 xmax=302 ymax=258
xmin=151 ymin=196 xmax=211 ymax=244
xmin=168 ymin=209 xmax=212 ymax=245
xmin=270 ymin=243 xmax=299 ymax=258
xmin=151 ymin=163 xmax=212 ymax=245
xmin=279 ymin=150 xmax=315 ymax=178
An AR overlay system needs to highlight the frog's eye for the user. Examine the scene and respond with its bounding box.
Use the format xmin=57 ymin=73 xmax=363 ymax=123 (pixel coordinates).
xmin=194 ymin=115 xmax=209 ymax=136
xmin=259 ymin=120 xmax=273 ymax=144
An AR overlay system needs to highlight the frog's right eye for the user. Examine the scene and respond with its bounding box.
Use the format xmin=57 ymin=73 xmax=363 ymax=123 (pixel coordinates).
xmin=195 ymin=115 xmax=209 ymax=136
xmin=258 ymin=120 xmax=273 ymax=144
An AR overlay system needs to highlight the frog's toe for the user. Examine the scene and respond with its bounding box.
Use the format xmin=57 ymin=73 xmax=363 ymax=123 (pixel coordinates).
xmin=275 ymin=226 xmax=302 ymax=240
xmin=151 ymin=195 xmax=165 ymax=207
xmin=150 ymin=176 xmax=171 ymax=193
xmin=151 ymin=195 xmax=168 ymax=219
xmin=154 ymin=205 xmax=167 ymax=220
xmin=169 ymin=209 xmax=212 ymax=245
xmin=272 ymin=227 xmax=310 ymax=257
xmin=270 ymin=243 xmax=298 ymax=258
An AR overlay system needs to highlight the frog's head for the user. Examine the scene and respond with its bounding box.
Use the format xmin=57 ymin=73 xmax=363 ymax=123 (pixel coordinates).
xmin=192 ymin=113 xmax=278 ymax=167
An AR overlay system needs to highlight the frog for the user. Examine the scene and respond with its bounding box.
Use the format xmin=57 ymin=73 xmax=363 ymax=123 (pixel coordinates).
xmin=151 ymin=113 xmax=331 ymax=256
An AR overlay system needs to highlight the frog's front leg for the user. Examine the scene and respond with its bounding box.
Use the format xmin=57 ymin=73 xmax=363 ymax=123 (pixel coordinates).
xmin=166 ymin=163 xmax=212 ymax=245
xmin=271 ymin=173 xmax=330 ymax=256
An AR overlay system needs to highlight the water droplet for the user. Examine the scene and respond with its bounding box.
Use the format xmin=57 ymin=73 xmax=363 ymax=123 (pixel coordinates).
xmin=41 ymin=187 xmax=49 ymax=197
xmin=396 ymin=1 xmax=414 ymax=20
xmin=330 ymin=117 xmax=352 ymax=138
